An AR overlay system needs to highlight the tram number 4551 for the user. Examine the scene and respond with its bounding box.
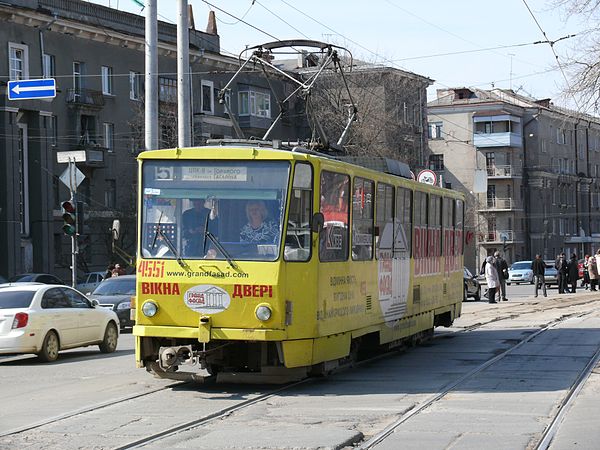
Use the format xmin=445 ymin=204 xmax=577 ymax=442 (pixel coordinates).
xmin=138 ymin=260 xmax=165 ymax=278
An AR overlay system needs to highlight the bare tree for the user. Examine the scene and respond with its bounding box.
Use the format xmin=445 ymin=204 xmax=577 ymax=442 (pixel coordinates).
xmin=550 ymin=0 xmax=600 ymax=112
xmin=307 ymin=65 xmax=428 ymax=167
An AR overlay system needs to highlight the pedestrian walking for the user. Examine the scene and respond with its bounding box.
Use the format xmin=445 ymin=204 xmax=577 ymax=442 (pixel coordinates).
xmin=485 ymin=256 xmax=500 ymax=303
xmin=494 ymin=251 xmax=509 ymax=301
xmin=567 ymin=253 xmax=579 ymax=293
xmin=531 ymin=254 xmax=547 ymax=298
xmin=555 ymin=253 xmax=569 ymax=294
xmin=590 ymin=250 xmax=600 ymax=291
xmin=582 ymin=254 xmax=590 ymax=290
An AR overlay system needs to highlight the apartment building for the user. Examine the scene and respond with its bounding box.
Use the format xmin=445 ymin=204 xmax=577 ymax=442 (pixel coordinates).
xmin=428 ymin=87 xmax=600 ymax=270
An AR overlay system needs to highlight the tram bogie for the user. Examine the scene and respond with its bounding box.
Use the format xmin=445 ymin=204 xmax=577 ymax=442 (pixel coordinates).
xmin=134 ymin=143 xmax=464 ymax=383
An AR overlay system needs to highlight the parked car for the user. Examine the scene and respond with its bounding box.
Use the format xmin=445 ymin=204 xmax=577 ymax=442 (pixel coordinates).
xmin=463 ymin=267 xmax=481 ymax=301
xmin=0 ymin=284 xmax=119 ymax=362
xmin=0 ymin=275 xmax=7 ymax=284
xmin=88 ymin=275 xmax=135 ymax=330
xmin=77 ymin=272 xmax=105 ymax=294
xmin=8 ymin=273 xmax=65 ymax=285
xmin=544 ymin=261 xmax=558 ymax=287
xmin=507 ymin=261 xmax=534 ymax=285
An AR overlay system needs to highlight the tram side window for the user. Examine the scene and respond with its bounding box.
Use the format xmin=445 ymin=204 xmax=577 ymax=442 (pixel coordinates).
xmin=352 ymin=177 xmax=374 ymax=260
xmin=413 ymin=191 xmax=427 ymax=258
xmin=285 ymin=163 xmax=313 ymax=262
xmin=455 ymin=199 xmax=464 ymax=255
xmin=429 ymin=194 xmax=442 ymax=257
xmin=375 ymin=182 xmax=394 ymax=257
xmin=319 ymin=171 xmax=350 ymax=262
xmin=442 ymin=197 xmax=455 ymax=256
xmin=395 ymin=187 xmax=412 ymax=256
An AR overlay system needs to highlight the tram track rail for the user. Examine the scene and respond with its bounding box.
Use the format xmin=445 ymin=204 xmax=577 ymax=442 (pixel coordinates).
xmin=359 ymin=304 xmax=600 ymax=449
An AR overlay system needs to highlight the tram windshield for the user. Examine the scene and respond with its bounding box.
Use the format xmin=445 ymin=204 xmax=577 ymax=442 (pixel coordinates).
xmin=141 ymin=160 xmax=290 ymax=262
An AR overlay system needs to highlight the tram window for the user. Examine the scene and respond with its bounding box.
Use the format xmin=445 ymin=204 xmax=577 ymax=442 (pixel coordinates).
xmin=375 ymin=182 xmax=393 ymax=257
xmin=455 ymin=199 xmax=464 ymax=255
xmin=319 ymin=171 xmax=349 ymax=262
xmin=285 ymin=163 xmax=313 ymax=262
xmin=395 ymin=187 xmax=412 ymax=256
xmin=413 ymin=191 xmax=428 ymax=258
xmin=352 ymin=177 xmax=374 ymax=260
xmin=442 ymin=197 xmax=455 ymax=256
xmin=429 ymin=194 xmax=442 ymax=256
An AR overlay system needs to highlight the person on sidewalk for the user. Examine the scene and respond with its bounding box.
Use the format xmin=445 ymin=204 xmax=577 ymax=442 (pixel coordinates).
xmin=567 ymin=253 xmax=579 ymax=294
xmin=589 ymin=250 xmax=600 ymax=291
xmin=494 ymin=251 xmax=509 ymax=301
xmin=485 ymin=255 xmax=500 ymax=304
xmin=531 ymin=254 xmax=547 ymax=298
xmin=582 ymin=254 xmax=590 ymax=290
xmin=555 ymin=253 xmax=569 ymax=294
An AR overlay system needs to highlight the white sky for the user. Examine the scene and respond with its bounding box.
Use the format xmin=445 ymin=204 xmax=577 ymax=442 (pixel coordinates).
xmin=92 ymin=0 xmax=587 ymax=107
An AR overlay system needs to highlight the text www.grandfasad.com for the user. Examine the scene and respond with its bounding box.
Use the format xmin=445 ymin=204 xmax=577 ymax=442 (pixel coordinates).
xmin=166 ymin=270 xmax=249 ymax=278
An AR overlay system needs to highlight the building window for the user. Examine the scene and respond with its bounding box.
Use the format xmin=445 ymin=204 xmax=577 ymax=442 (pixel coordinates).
xmin=43 ymin=54 xmax=55 ymax=78
xmin=159 ymin=77 xmax=177 ymax=103
xmin=201 ymin=80 xmax=214 ymax=114
xmin=105 ymin=180 xmax=116 ymax=208
xmin=130 ymin=71 xmax=141 ymax=100
xmin=103 ymin=123 xmax=114 ymax=152
xmin=541 ymin=138 xmax=547 ymax=153
xmin=101 ymin=66 xmax=113 ymax=95
xmin=73 ymin=61 xmax=85 ymax=92
xmin=238 ymin=88 xmax=271 ymax=118
xmin=428 ymin=122 xmax=443 ymax=139
xmin=9 ymin=43 xmax=29 ymax=80
xmin=428 ymin=154 xmax=444 ymax=171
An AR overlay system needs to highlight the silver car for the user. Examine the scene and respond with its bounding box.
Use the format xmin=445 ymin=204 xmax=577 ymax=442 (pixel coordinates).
xmin=507 ymin=261 xmax=534 ymax=285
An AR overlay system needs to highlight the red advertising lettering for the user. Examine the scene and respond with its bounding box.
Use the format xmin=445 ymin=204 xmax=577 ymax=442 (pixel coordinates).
xmin=141 ymin=282 xmax=180 ymax=295
xmin=232 ymin=284 xmax=274 ymax=299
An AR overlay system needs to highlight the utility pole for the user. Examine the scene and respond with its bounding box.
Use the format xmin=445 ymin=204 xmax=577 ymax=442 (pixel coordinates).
xmin=177 ymin=0 xmax=191 ymax=147
xmin=65 ymin=158 xmax=78 ymax=288
xmin=145 ymin=0 xmax=158 ymax=150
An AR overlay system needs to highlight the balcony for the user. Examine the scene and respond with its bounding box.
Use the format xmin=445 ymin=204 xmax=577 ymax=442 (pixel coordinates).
xmin=480 ymin=230 xmax=524 ymax=244
xmin=486 ymin=165 xmax=522 ymax=178
xmin=473 ymin=132 xmax=522 ymax=148
xmin=479 ymin=197 xmax=523 ymax=212
xmin=66 ymin=89 xmax=105 ymax=109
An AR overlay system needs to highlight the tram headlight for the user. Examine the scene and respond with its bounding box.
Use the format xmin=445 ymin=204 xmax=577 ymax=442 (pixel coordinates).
xmin=255 ymin=304 xmax=272 ymax=322
xmin=142 ymin=301 xmax=159 ymax=317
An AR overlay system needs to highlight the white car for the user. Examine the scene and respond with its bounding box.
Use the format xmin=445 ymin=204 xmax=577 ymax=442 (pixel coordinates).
xmin=0 ymin=283 xmax=119 ymax=362
xmin=507 ymin=260 xmax=534 ymax=285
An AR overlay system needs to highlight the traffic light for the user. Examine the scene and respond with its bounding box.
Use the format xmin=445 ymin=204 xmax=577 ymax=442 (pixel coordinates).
xmin=62 ymin=200 xmax=77 ymax=236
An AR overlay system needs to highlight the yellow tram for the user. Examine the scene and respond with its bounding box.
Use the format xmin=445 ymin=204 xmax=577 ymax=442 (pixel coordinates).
xmin=133 ymin=142 xmax=464 ymax=382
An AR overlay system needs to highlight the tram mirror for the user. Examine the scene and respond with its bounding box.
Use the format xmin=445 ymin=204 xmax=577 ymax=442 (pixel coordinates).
xmin=311 ymin=212 xmax=324 ymax=233
xmin=111 ymin=219 xmax=121 ymax=241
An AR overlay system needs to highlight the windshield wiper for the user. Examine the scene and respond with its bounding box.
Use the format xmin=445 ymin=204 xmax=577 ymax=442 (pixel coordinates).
xmin=151 ymin=212 xmax=189 ymax=269
xmin=204 ymin=230 xmax=239 ymax=271
xmin=157 ymin=227 xmax=188 ymax=270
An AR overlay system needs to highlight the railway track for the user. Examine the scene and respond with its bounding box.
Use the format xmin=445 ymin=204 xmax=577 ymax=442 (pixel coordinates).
xmin=2 ymin=297 xmax=599 ymax=450
xmin=359 ymin=301 xmax=600 ymax=449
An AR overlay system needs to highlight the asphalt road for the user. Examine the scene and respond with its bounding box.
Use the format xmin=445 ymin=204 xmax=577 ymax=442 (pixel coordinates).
xmin=1 ymin=291 xmax=600 ymax=450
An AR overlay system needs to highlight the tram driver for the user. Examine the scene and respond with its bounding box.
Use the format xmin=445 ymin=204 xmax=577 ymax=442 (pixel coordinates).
xmin=182 ymin=196 xmax=219 ymax=257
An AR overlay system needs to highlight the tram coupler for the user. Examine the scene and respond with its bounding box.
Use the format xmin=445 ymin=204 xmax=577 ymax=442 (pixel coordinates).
xmin=158 ymin=345 xmax=194 ymax=371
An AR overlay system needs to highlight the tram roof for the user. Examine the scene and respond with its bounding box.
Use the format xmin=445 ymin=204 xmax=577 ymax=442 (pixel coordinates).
xmin=138 ymin=140 xmax=462 ymax=198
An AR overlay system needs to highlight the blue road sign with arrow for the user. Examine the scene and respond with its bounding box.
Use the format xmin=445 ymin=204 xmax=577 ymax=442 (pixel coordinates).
xmin=7 ymin=78 xmax=56 ymax=100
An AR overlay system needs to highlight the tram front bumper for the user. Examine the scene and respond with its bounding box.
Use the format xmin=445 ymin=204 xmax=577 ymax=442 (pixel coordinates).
xmin=133 ymin=324 xmax=287 ymax=341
